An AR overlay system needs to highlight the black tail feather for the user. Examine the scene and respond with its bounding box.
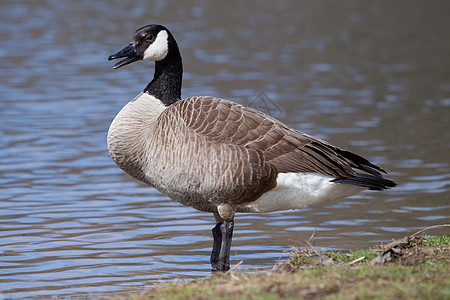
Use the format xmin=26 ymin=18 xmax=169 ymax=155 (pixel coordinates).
xmin=332 ymin=172 xmax=397 ymax=191
xmin=336 ymin=148 xmax=387 ymax=176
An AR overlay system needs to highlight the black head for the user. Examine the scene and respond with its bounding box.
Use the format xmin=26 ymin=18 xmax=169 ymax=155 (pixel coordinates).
xmin=108 ymin=24 xmax=177 ymax=69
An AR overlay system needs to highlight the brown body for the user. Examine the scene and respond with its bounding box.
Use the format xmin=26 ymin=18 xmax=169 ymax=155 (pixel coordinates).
xmin=108 ymin=93 xmax=391 ymax=214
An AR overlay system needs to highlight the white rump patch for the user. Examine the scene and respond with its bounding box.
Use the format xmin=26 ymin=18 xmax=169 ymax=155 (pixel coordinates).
xmin=143 ymin=30 xmax=169 ymax=61
xmin=240 ymin=173 xmax=366 ymax=213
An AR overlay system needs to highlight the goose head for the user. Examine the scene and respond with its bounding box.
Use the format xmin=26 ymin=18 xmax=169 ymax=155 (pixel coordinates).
xmin=108 ymin=24 xmax=176 ymax=69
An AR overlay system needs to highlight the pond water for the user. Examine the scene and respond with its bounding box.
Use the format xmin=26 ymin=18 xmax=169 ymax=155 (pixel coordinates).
xmin=1 ymin=1 xmax=449 ymax=298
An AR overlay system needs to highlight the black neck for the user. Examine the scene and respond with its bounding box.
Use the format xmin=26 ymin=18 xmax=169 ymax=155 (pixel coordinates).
xmin=144 ymin=47 xmax=183 ymax=106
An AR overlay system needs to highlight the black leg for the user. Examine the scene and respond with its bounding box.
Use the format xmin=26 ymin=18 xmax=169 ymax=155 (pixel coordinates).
xmin=210 ymin=222 xmax=222 ymax=269
xmin=215 ymin=220 xmax=234 ymax=271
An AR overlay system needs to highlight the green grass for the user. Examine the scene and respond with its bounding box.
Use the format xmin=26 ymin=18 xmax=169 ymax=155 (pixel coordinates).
xmin=112 ymin=235 xmax=450 ymax=300
xmin=422 ymin=234 xmax=450 ymax=247
xmin=324 ymin=248 xmax=382 ymax=263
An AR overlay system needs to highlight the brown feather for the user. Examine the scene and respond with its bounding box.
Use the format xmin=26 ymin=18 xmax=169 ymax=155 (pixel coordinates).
xmin=169 ymin=96 xmax=364 ymax=179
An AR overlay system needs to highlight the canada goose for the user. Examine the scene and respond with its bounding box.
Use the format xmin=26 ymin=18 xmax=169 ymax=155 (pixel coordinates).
xmin=107 ymin=24 xmax=396 ymax=271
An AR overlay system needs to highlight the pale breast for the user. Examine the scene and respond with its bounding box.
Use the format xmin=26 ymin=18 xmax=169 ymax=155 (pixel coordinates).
xmin=107 ymin=92 xmax=166 ymax=182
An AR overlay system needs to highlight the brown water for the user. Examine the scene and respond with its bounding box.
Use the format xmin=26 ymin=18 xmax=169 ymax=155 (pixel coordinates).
xmin=1 ymin=0 xmax=449 ymax=298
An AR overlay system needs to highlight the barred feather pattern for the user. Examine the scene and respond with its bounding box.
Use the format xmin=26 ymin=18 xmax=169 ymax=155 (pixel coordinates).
xmin=108 ymin=93 xmax=394 ymax=214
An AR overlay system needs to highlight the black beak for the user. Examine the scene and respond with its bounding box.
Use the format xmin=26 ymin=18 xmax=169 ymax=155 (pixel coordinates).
xmin=108 ymin=43 xmax=141 ymax=69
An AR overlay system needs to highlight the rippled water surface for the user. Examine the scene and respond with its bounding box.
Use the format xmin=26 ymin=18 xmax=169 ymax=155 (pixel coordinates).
xmin=1 ymin=1 xmax=449 ymax=298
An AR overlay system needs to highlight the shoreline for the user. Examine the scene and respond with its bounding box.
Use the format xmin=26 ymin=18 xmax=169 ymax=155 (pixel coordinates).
xmin=111 ymin=227 xmax=449 ymax=300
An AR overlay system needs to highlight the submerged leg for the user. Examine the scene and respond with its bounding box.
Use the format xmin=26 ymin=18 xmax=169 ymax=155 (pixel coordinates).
xmin=210 ymin=222 xmax=222 ymax=268
xmin=215 ymin=220 xmax=234 ymax=271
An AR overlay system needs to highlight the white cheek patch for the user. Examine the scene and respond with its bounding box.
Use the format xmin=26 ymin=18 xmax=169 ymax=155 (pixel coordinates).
xmin=143 ymin=30 xmax=169 ymax=61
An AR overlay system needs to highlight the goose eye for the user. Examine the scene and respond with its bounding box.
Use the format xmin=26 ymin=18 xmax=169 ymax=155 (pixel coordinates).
xmin=145 ymin=34 xmax=154 ymax=42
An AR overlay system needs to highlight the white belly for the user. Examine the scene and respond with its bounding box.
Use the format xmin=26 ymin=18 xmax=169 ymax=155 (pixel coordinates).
xmin=239 ymin=173 xmax=366 ymax=213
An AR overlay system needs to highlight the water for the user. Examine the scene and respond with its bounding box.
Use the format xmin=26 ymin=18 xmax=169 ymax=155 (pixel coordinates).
xmin=1 ymin=0 xmax=449 ymax=298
